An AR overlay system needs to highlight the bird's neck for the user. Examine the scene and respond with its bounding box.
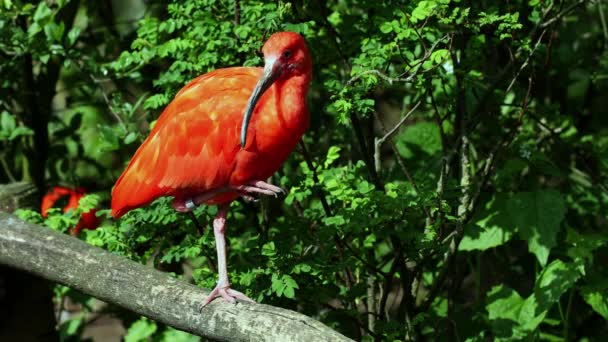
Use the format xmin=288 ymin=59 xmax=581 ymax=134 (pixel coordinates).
xmin=274 ymin=73 xmax=311 ymax=134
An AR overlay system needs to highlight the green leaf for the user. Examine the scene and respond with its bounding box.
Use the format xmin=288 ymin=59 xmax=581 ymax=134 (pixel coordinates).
xmin=412 ymin=1 xmax=438 ymax=22
xmin=66 ymin=27 xmax=80 ymax=46
xmin=271 ymin=273 xmax=285 ymax=296
xmin=261 ymin=241 xmax=276 ymax=256
xmin=396 ymin=122 xmax=441 ymax=158
xmin=486 ymin=260 xmax=582 ymax=340
xmin=158 ymin=328 xmax=199 ymax=342
xmin=33 ymin=2 xmax=52 ymax=22
xmin=460 ymin=196 xmax=514 ymax=251
xmin=58 ymin=317 xmax=83 ymax=340
xmin=124 ymin=131 xmax=138 ymax=144
xmin=323 ymin=215 xmax=346 ymax=226
xmin=282 ymin=275 xmax=298 ymax=299
xmin=565 ymin=228 xmax=607 ymax=261
xmin=486 ymin=285 xmax=525 ymax=322
xmin=97 ymin=125 xmax=120 ymax=152
xmin=44 ymin=22 xmax=65 ymax=42
xmin=507 ymin=190 xmax=565 ymax=266
xmin=380 ymin=22 xmax=393 ymax=34
xmin=125 ymin=318 xmax=157 ymax=342
xmin=430 ymin=49 xmax=449 ymax=64
xmin=9 ymin=126 xmax=34 ymax=140
xmin=534 ymin=260 xmax=581 ymax=311
xmin=234 ymin=25 xmax=251 ymax=39
xmin=363 ymin=233 xmax=376 ymax=248
xmin=325 ymin=146 xmax=341 ymax=168
xmin=486 ymin=285 xmax=543 ymax=340
xmin=1 ymin=111 xmax=16 ymax=132
xmin=581 ymin=277 xmax=608 ymax=319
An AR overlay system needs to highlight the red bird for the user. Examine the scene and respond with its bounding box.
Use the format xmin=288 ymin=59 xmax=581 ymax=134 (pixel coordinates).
xmin=41 ymin=186 xmax=100 ymax=235
xmin=111 ymin=32 xmax=312 ymax=306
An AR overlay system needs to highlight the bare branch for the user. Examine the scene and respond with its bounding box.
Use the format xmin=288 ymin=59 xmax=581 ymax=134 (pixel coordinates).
xmin=373 ymin=102 xmax=433 ymax=222
xmin=234 ymin=0 xmax=241 ymax=25
xmin=598 ymin=0 xmax=608 ymax=48
xmin=0 ymin=213 xmax=351 ymax=341
xmin=429 ymin=89 xmax=449 ymax=223
xmin=505 ymin=29 xmax=548 ymax=94
xmin=89 ymin=74 xmax=128 ymax=133
xmin=540 ymin=0 xmax=587 ymax=28
xmin=376 ymin=101 xmax=422 ymax=148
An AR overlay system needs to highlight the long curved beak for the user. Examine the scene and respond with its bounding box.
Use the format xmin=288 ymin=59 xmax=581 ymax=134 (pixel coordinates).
xmin=240 ymin=58 xmax=282 ymax=148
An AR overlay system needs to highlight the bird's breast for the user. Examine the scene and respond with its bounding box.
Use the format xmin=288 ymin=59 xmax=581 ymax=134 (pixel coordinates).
xmin=230 ymin=95 xmax=308 ymax=185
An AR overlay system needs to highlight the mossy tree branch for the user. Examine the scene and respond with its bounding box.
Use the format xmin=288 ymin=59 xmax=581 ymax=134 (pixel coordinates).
xmin=0 ymin=213 xmax=351 ymax=342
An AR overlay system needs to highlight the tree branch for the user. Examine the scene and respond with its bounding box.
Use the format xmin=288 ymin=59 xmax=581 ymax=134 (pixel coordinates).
xmin=540 ymin=0 xmax=587 ymax=28
xmin=0 ymin=213 xmax=351 ymax=342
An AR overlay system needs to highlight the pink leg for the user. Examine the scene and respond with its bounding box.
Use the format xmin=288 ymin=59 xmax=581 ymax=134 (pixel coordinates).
xmin=233 ymin=180 xmax=286 ymax=197
xmin=174 ymin=180 xmax=286 ymax=212
xmin=200 ymin=204 xmax=255 ymax=309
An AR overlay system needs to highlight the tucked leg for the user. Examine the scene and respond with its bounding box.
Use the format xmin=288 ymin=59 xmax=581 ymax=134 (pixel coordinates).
xmin=174 ymin=180 xmax=286 ymax=212
xmin=200 ymin=204 xmax=255 ymax=309
xmin=233 ymin=180 xmax=286 ymax=197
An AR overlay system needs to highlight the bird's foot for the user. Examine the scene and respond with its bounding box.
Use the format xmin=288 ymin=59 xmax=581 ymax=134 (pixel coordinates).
xmin=199 ymin=281 xmax=256 ymax=310
xmin=233 ymin=180 xmax=286 ymax=198
xmin=240 ymin=194 xmax=259 ymax=203
xmin=173 ymin=181 xmax=285 ymax=212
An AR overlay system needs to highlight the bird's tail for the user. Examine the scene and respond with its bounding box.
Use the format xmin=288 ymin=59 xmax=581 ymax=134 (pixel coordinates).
xmin=110 ymin=168 xmax=162 ymax=218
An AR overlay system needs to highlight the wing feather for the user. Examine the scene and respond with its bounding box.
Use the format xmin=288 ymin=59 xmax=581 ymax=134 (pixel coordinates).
xmin=111 ymin=67 xmax=261 ymax=217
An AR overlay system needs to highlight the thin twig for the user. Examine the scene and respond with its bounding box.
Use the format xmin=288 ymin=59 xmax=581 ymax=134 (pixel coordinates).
xmin=346 ymin=34 xmax=452 ymax=86
xmin=187 ymin=212 xmax=204 ymax=236
xmin=366 ymin=264 xmax=376 ymax=334
xmin=376 ymin=101 xmax=422 ymax=148
xmin=378 ymin=249 xmax=402 ymax=321
xmin=429 ymin=89 xmax=448 ymax=223
xmin=373 ymin=105 xmax=433 ymax=222
xmin=0 ymin=154 xmax=16 ymax=183
xmin=505 ymin=29 xmax=547 ymax=93
xmin=373 ymin=101 xmax=421 ymax=176
xmin=540 ymin=0 xmax=587 ymax=28
xmin=598 ymin=0 xmax=608 ymax=48
xmin=89 ymin=74 xmax=127 ymax=133
xmin=233 ymin=0 xmax=241 ymax=25
xmin=350 ymin=111 xmax=383 ymax=188
xmin=71 ymin=58 xmax=128 ymax=133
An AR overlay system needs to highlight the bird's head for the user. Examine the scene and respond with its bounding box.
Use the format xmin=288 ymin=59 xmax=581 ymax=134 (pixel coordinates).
xmin=240 ymin=31 xmax=312 ymax=148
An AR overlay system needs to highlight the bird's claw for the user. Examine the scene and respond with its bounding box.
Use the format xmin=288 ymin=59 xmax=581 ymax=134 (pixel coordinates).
xmin=235 ymin=180 xmax=287 ymax=198
xmin=199 ymin=283 xmax=256 ymax=311
xmin=240 ymin=194 xmax=259 ymax=203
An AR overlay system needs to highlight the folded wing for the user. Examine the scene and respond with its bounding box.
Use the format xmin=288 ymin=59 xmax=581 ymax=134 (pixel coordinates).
xmin=111 ymin=67 xmax=261 ymax=218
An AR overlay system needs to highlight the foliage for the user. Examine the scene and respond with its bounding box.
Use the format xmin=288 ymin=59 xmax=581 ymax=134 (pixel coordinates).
xmin=3 ymin=0 xmax=608 ymax=340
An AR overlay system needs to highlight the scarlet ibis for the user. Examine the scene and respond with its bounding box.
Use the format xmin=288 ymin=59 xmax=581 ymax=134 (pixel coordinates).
xmin=111 ymin=32 xmax=312 ymax=306
xmin=41 ymin=186 xmax=100 ymax=235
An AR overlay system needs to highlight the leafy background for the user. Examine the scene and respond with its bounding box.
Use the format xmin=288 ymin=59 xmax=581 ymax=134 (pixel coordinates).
xmin=1 ymin=0 xmax=607 ymax=340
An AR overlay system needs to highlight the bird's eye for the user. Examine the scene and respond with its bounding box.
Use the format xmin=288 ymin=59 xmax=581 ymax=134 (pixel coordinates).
xmin=282 ymin=50 xmax=292 ymax=59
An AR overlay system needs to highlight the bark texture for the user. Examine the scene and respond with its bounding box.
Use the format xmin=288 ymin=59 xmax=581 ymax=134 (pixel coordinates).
xmin=0 ymin=213 xmax=351 ymax=341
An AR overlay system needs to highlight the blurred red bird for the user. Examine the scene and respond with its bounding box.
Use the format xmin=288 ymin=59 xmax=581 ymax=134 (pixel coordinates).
xmin=41 ymin=186 xmax=100 ymax=235
xmin=111 ymin=32 xmax=312 ymax=306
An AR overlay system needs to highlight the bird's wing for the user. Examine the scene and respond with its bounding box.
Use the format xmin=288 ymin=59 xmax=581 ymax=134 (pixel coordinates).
xmin=111 ymin=67 xmax=262 ymax=217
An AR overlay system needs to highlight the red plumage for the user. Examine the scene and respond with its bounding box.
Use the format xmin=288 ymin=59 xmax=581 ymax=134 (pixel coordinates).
xmin=41 ymin=186 xmax=100 ymax=235
xmin=110 ymin=31 xmax=312 ymax=306
xmin=111 ymin=33 xmax=311 ymax=218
